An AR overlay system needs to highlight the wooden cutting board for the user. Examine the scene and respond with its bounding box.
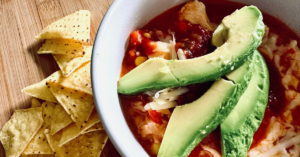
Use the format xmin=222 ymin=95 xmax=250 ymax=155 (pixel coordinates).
xmin=0 ymin=0 xmax=120 ymax=156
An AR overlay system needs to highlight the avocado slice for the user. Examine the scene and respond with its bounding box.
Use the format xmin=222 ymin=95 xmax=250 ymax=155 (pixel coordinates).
xmin=157 ymin=54 xmax=255 ymax=157
xmin=118 ymin=6 xmax=265 ymax=95
xmin=220 ymin=51 xmax=269 ymax=157
xmin=117 ymin=58 xmax=178 ymax=93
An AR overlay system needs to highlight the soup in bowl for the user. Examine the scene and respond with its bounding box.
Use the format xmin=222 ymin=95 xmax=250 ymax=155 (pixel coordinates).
xmin=91 ymin=0 xmax=300 ymax=156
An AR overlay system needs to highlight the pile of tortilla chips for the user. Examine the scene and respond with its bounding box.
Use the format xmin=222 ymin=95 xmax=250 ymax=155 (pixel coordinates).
xmin=0 ymin=10 xmax=108 ymax=157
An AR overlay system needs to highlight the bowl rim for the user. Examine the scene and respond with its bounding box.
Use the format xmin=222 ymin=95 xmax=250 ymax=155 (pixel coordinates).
xmin=91 ymin=0 xmax=127 ymax=156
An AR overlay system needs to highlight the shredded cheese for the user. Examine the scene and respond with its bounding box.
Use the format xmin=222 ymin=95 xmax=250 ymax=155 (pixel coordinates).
xmin=177 ymin=48 xmax=187 ymax=60
xmin=144 ymin=87 xmax=189 ymax=111
xmin=170 ymin=35 xmax=177 ymax=60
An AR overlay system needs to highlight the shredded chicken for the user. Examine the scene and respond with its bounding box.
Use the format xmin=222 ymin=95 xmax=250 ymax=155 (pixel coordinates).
xmin=250 ymin=26 xmax=300 ymax=157
xmin=131 ymin=101 xmax=146 ymax=113
xmin=138 ymin=118 xmax=168 ymax=143
xmin=179 ymin=0 xmax=214 ymax=31
xmin=249 ymin=117 xmax=300 ymax=157
xmin=258 ymin=27 xmax=300 ymax=90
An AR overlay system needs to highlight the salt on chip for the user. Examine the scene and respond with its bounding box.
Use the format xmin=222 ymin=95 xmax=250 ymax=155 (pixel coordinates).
xmin=31 ymin=98 xmax=42 ymax=108
xmin=0 ymin=107 xmax=43 ymax=157
xmin=35 ymin=10 xmax=91 ymax=43
xmin=45 ymin=129 xmax=108 ymax=157
xmin=21 ymin=71 xmax=61 ymax=102
xmin=58 ymin=109 xmax=100 ymax=146
xmin=53 ymin=46 xmax=92 ymax=77
xmin=37 ymin=39 xmax=83 ymax=55
xmin=82 ymin=122 xmax=103 ymax=134
xmin=50 ymin=104 xmax=73 ymax=135
xmin=57 ymin=62 xmax=92 ymax=95
xmin=22 ymin=102 xmax=56 ymax=155
xmin=47 ymin=81 xmax=95 ymax=128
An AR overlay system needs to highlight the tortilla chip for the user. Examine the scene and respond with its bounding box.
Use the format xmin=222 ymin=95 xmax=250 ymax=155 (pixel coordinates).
xmin=82 ymin=122 xmax=103 ymax=134
xmin=21 ymin=155 xmax=54 ymax=157
xmin=35 ymin=10 xmax=90 ymax=43
xmin=47 ymin=81 xmax=95 ymax=128
xmin=53 ymin=46 xmax=92 ymax=77
xmin=59 ymin=62 xmax=92 ymax=95
xmin=31 ymin=98 xmax=42 ymax=108
xmin=22 ymin=102 xmax=56 ymax=155
xmin=37 ymin=39 xmax=83 ymax=55
xmin=0 ymin=107 xmax=43 ymax=157
xmin=50 ymin=104 xmax=73 ymax=135
xmin=179 ymin=1 xmax=214 ymax=31
xmin=83 ymin=46 xmax=92 ymax=58
xmin=21 ymin=71 xmax=61 ymax=102
xmin=58 ymin=109 xmax=100 ymax=146
xmin=45 ymin=129 xmax=107 ymax=157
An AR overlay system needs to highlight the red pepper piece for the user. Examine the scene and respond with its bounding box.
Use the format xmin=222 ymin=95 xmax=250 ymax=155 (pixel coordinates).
xmin=148 ymin=109 xmax=163 ymax=124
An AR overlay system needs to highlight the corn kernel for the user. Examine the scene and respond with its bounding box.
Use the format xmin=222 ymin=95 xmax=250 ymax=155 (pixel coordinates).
xmin=151 ymin=143 xmax=161 ymax=155
xmin=135 ymin=56 xmax=147 ymax=66
xmin=143 ymin=33 xmax=151 ymax=38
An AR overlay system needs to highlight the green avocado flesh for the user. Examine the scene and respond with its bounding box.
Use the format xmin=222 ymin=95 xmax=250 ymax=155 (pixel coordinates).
xmin=220 ymin=51 xmax=269 ymax=157
xmin=158 ymin=54 xmax=255 ymax=157
xmin=118 ymin=6 xmax=265 ymax=95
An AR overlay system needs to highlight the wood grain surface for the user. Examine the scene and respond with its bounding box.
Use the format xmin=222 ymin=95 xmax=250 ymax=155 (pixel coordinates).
xmin=0 ymin=0 xmax=121 ymax=156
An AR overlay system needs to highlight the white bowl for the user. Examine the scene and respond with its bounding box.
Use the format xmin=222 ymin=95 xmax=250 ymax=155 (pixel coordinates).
xmin=91 ymin=0 xmax=300 ymax=156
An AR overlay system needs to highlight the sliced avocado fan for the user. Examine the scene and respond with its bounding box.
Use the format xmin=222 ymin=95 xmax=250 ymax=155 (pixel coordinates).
xmin=118 ymin=6 xmax=265 ymax=95
xmin=220 ymin=51 xmax=269 ymax=157
xmin=158 ymin=53 xmax=256 ymax=157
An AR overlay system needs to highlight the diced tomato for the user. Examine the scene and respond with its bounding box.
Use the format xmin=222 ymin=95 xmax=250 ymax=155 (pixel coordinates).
xmin=148 ymin=109 xmax=163 ymax=124
xmin=178 ymin=21 xmax=188 ymax=32
xmin=129 ymin=49 xmax=136 ymax=57
xmin=129 ymin=30 xmax=157 ymax=56
xmin=141 ymin=38 xmax=156 ymax=56
xmin=130 ymin=30 xmax=143 ymax=45
xmin=175 ymin=42 xmax=183 ymax=52
xmin=287 ymin=48 xmax=295 ymax=54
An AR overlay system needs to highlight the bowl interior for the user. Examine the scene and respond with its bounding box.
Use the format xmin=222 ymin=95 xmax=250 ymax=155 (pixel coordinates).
xmin=91 ymin=0 xmax=300 ymax=156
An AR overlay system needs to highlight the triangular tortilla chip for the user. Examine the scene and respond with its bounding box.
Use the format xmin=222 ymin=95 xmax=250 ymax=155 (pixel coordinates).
xmin=36 ymin=10 xmax=90 ymax=43
xmin=53 ymin=46 xmax=92 ymax=77
xmin=58 ymin=109 xmax=100 ymax=146
xmin=59 ymin=62 xmax=92 ymax=95
xmin=22 ymin=102 xmax=56 ymax=155
xmin=50 ymin=104 xmax=73 ymax=135
xmin=21 ymin=71 xmax=61 ymax=102
xmin=83 ymin=46 xmax=92 ymax=58
xmin=45 ymin=129 xmax=107 ymax=157
xmin=47 ymin=81 xmax=95 ymax=128
xmin=0 ymin=108 xmax=43 ymax=157
xmin=37 ymin=39 xmax=84 ymax=55
xmin=82 ymin=122 xmax=103 ymax=134
xmin=31 ymin=98 xmax=42 ymax=108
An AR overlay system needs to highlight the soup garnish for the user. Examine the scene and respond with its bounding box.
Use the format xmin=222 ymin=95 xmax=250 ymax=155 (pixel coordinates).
xmin=118 ymin=0 xmax=300 ymax=156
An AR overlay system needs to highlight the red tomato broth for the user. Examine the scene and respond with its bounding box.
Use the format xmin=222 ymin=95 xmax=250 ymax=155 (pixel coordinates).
xmin=118 ymin=0 xmax=300 ymax=156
